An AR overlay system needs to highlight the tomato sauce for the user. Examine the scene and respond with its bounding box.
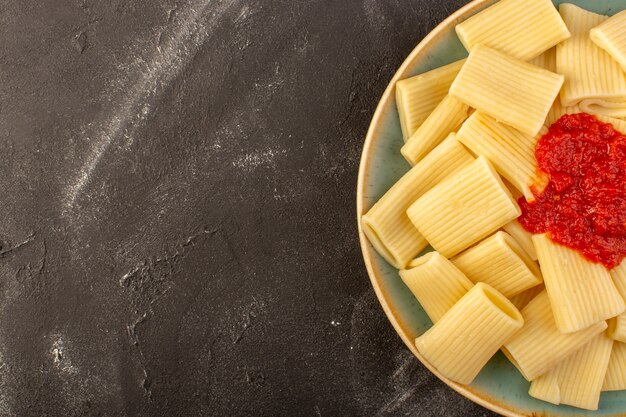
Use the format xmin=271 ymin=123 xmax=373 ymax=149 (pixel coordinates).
xmin=518 ymin=113 xmax=626 ymax=269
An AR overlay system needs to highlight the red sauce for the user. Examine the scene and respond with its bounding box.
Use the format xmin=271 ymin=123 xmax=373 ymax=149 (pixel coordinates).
xmin=518 ymin=113 xmax=626 ymax=269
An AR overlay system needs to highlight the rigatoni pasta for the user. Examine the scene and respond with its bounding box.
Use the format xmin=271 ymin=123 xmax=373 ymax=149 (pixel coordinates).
xmin=529 ymin=333 xmax=613 ymax=410
xmin=456 ymin=112 xmax=544 ymax=201
xmin=407 ymin=156 xmax=520 ymax=258
xmin=532 ymin=234 xmax=625 ymax=333
xmin=359 ymin=0 xmax=626 ymax=411
xmin=590 ymin=10 xmax=626 ymax=72
xmin=454 ymin=0 xmax=569 ymax=60
xmin=452 ymin=231 xmax=542 ymax=298
xmin=399 ymin=252 xmax=473 ymax=323
xmin=415 ymin=283 xmax=523 ymax=384
xmin=557 ymin=4 xmax=626 ymax=106
xmin=401 ymin=95 xmax=470 ymax=166
xmin=502 ymin=220 xmax=537 ymax=261
xmin=609 ymin=314 xmax=626 ymax=343
xmin=509 ymin=284 xmax=544 ymax=311
xmin=502 ymin=291 xmax=607 ymax=381
xmin=396 ymin=60 xmax=466 ymax=141
xmin=362 ymin=134 xmax=474 ymax=269
xmin=450 ymin=45 xmax=564 ymax=136
xmin=604 ymin=342 xmax=626 ymax=392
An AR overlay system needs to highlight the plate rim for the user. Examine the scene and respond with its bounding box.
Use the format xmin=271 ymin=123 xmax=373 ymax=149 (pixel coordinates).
xmin=356 ymin=1 xmax=527 ymax=416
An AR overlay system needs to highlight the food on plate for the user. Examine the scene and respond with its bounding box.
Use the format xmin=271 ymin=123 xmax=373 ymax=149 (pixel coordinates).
xmin=361 ymin=0 xmax=626 ymax=410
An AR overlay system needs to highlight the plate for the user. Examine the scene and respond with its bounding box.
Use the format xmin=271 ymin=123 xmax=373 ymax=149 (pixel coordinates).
xmin=356 ymin=1 xmax=626 ymax=416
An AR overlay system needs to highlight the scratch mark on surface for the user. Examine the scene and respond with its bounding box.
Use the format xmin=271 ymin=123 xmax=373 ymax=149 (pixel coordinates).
xmin=0 ymin=232 xmax=36 ymax=256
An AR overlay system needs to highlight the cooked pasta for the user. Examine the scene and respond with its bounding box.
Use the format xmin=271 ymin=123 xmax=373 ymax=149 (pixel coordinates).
xmin=579 ymin=99 xmax=626 ymax=119
xmin=502 ymin=220 xmax=537 ymax=261
xmin=590 ymin=10 xmax=626 ymax=72
xmin=502 ymin=291 xmax=607 ymax=381
xmin=604 ymin=341 xmax=626 ymax=391
xmin=396 ymin=60 xmax=466 ymax=141
xmin=450 ymin=45 xmax=564 ymax=136
xmin=452 ymin=231 xmax=542 ymax=298
xmin=532 ymin=234 xmax=625 ymax=333
xmin=407 ymin=156 xmax=520 ymax=258
xmin=362 ymin=134 xmax=474 ymax=269
xmin=401 ymin=95 xmax=470 ymax=166
xmin=456 ymin=112 xmax=544 ymax=201
xmin=529 ymin=47 xmax=556 ymax=71
xmin=415 ymin=283 xmax=523 ymax=384
xmin=545 ymin=96 xmax=581 ymax=127
xmin=360 ymin=1 xmax=626 ymax=410
xmin=455 ymin=0 xmax=569 ymax=61
xmin=399 ymin=252 xmax=473 ymax=323
xmin=608 ymin=314 xmax=626 ymax=343
xmin=509 ymin=284 xmax=544 ymax=311
xmin=557 ymin=4 xmax=626 ymax=107
xmin=529 ymin=333 xmax=613 ymax=410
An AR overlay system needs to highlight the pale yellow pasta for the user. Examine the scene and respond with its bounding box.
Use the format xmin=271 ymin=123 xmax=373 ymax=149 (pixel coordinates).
xmin=452 ymin=231 xmax=542 ymax=298
xmin=456 ymin=112 xmax=543 ymax=201
xmin=529 ymin=333 xmax=613 ymax=410
xmin=362 ymin=135 xmax=474 ymax=269
xmin=503 ymin=220 xmax=538 ymax=261
xmin=455 ymin=0 xmax=569 ymax=60
xmin=401 ymin=95 xmax=470 ymax=166
xmin=396 ymin=60 xmax=466 ymax=141
xmin=545 ymin=96 xmax=581 ymax=127
xmin=532 ymin=234 xmax=626 ymax=333
xmin=399 ymin=252 xmax=474 ymax=323
xmin=407 ymin=156 xmax=520 ymax=258
xmin=557 ymin=4 xmax=626 ymax=107
xmin=590 ymin=10 xmax=626 ymax=72
xmin=529 ymin=47 xmax=556 ymax=71
xmin=502 ymin=291 xmax=608 ymax=381
xmin=608 ymin=314 xmax=626 ymax=343
xmin=528 ymin=369 xmax=560 ymax=405
xmin=509 ymin=284 xmax=544 ymax=311
xmin=611 ymin=259 xmax=626 ymax=302
xmin=416 ymin=283 xmax=523 ymax=384
xmin=579 ymin=99 xmax=626 ymax=119
xmin=604 ymin=341 xmax=626 ymax=391
xmin=450 ymin=45 xmax=564 ymax=136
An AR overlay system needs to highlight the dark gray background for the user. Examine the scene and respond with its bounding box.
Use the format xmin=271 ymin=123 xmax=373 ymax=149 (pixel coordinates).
xmin=0 ymin=0 xmax=499 ymax=415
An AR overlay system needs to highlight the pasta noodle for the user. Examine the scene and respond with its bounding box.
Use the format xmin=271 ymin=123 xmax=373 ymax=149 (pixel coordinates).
xmin=452 ymin=231 xmax=542 ymax=298
xmin=590 ymin=10 xmax=626 ymax=72
xmin=400 ymin=95 xmax=470 ymax=166
xmin=502 ymin=220 xmax=537 ymax=261
xmin=557 ymin=4 xmax=626 ymax=107
xmin=529 ymin=47 xmax=556 ymax=71
xmin=608 ymin=314 xmax=626 ymax=343
xmin=532 ymin=234 xmax=625 ymax=333
xmin=604 ymin=341 xmax=626 ymax=391
xmin=396 ymin=60 xmax=466 ymax=141
xmin=579 ymin=99 xmax=626 ymax=119
xmin=399 ymin=252 xmax=473 ymax=323
xmin=407 ymin=156 xmax=520 ymax=258
xmin=362 ymin=134 xmax=474 ymax=269
xmin=450 ymin=45 xmax=564 ymax=136
xmin=509 ymin=284 xmax=544 ymax=311
xmin=455 ymin=0 xmax=569 ymax=60
xmin=456 ymin=112 xmax=544 ymax=201
xmin=529 ymin=333 xmax=613 ymax=410
xmin=415 ymin=283 xmax=523 ymax=384
xmin=545 ymin=97 xmax=581 ymax=127
xmin=502 ymin=290 xmax=607 ymax=381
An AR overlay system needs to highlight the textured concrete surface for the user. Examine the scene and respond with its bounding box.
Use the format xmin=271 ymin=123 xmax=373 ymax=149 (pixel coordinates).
xmin=0 ymin=0 xmax=499 ymax=415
